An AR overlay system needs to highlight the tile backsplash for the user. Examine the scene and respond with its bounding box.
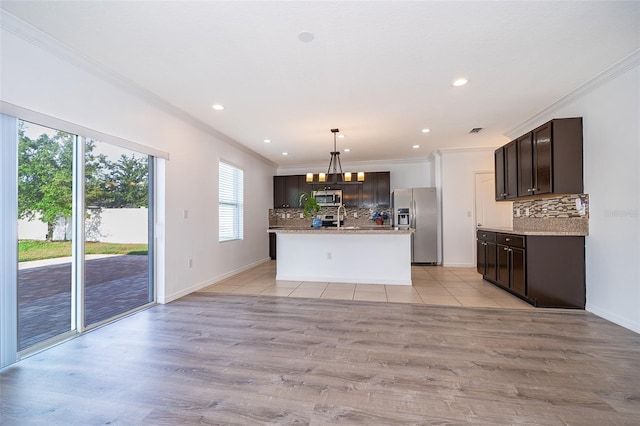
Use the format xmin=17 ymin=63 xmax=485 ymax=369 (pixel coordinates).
xmin=270 ymin=207 xmax=392 ymax=228
xmin=513 ymin=194 xmax=589 ymax=234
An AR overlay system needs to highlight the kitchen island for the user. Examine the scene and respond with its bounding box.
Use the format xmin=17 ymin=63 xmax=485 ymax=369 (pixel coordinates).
xmin=269 ymin=227 xmax=415 ymax=285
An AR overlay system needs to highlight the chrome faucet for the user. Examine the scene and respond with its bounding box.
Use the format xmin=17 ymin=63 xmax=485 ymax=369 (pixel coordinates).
xmin=336 ymin=204 xmax=346 ymax=229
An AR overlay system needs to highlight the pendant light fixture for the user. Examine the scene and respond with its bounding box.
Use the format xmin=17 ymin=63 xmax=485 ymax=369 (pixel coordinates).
xmin=306 ymin=128 xmax=364 ymax=184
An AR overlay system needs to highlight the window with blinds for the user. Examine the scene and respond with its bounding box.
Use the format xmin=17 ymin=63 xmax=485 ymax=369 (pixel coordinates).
xmin=219 ymin=161 xmax=244 ymax=242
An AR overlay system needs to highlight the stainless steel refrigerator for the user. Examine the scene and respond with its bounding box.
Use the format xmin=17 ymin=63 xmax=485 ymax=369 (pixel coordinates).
xmin=392 ymin=187 xmax=438 ymax=264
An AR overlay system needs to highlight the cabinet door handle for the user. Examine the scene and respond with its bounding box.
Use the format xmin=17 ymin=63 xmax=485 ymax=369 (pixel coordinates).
xmin=527 ymin=189 xmax=532 ymax=192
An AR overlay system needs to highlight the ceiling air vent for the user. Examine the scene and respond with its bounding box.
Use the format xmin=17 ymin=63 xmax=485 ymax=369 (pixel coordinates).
xmin=469 ymin=127 xmax=484 ymax=134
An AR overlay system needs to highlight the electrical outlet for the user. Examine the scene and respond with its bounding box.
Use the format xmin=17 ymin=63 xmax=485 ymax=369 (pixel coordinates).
xmin=299 ymin=213 xmax=304 ymax=218
xmin=516 ymin=208 xmax=521 ymax=217
xmin=183 ymin=209 xmax=189 ymax=219
xmin=353 ymin=212 xmax=358 ymax=218
xmin=281 ymin=213 xmax=286 ymax=219
xmin=188 ymin=258 xmax=193 ymax=268
xmin=326 ymin=252 xmax=332 ymax=260
xmin=525 ymin=207 xmax=530 ymax=216
xmin=286 ymin=213 xmax=291 ymax=219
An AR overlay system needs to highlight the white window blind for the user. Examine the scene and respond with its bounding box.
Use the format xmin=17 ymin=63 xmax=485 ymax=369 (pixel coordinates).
xmin=219 ymin=161 xmax=244 ymax=242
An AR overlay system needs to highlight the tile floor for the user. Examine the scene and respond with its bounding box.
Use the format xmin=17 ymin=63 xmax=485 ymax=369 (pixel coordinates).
xmin=200 ymin=261 xmax=534 ymax=309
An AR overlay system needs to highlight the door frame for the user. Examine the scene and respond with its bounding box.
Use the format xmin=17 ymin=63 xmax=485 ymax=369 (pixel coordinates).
xmin=1 ymin=105 xmax=162 ymax=367
xmin=472 ymin=170 xmax=495 ymax=267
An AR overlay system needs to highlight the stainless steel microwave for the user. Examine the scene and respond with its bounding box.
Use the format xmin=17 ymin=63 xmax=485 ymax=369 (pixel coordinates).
xmin=313 ymin=189 xmax=343 ymax=207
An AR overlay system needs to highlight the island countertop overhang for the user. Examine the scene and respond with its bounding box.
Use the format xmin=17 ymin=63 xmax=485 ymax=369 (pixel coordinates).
xmin=268 ymin=227 xmax=415 ymax=235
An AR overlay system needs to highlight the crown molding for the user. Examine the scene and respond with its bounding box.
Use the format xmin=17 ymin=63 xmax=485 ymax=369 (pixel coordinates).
xmin=277 ymin=156 xmax=430 ymax=173
xmin=434 ymin=146 xmax=498 ymax=156
xmin=0 ymin=11 xmax=277 ymax=168
xmin=505 ymin=48 xmax=640 ymax=139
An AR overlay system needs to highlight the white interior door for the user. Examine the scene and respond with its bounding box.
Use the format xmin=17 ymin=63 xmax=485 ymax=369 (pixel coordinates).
xmin=474 ymin=172 xmax=513 ymax=229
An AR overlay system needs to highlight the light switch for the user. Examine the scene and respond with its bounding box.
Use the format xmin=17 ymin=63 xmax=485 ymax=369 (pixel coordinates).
xmin=183 ymin=209 xmax=189 ymax=219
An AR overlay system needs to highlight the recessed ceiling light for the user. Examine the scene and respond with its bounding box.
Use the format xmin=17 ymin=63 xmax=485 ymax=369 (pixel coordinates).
xmin=452 ymin=78 xmax=468 ymax=87
xmin=421 ymin=128 xmax=431 ymax=133
xmin=282 ymin=152 xmax=288 ymax=156
xmin=412 ymin=145 xmax=420 ymax=149
xmin=264 ymin=139 xmax=271 ymax=143
xmin=297 ymin=31 xmax=314 ymax=43
xmin=212 ymin=104 xmax=224 ymax=110
xmin=344 ymin=148 xmax=350 ymax=152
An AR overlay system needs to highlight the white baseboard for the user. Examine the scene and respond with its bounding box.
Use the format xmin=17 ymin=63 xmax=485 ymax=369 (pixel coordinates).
xmin=586 ymin=303 xmax=640 ymax=335
xmin=442 ymin=262 xmax=475 ymax=268
xmin=159 ymin=257 xmax=271 ymax=304
xmin=275 ymin=274 xmax=411 ymax=286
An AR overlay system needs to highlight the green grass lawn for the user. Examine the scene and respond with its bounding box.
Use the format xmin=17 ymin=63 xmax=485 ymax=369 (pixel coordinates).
xmin=18 ymin=240 xmax=148 ymax=262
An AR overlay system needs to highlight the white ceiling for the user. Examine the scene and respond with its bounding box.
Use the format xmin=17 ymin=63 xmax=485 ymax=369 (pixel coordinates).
xmin=2 ymin=1 xmax=639 ymax=167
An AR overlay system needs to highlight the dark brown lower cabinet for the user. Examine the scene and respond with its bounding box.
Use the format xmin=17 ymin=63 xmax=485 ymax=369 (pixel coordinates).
xmin=496 ymin=243 xmax=509 ymax=287
xmin=477 ymin=231 xmax=585 ymax=308
xmin=525 ymin=236 xmax=585 ymax=308
xmin=510 ymin=247 xmax=526 ymax=296
xmin=476 ymin=231 xmax=496 ymax=281
xmin=496 ymin=234 xmax=526 ymax=297
xmin=269 ymin=232 xmax=276 ymax=260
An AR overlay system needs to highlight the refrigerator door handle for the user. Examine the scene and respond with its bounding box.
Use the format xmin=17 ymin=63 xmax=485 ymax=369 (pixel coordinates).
xmin=412 ymin=199 xmax=417 ymax=229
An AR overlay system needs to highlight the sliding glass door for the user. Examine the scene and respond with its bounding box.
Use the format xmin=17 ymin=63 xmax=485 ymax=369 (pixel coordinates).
xmin=17 ymin=121 xmax=75 ymax=350
xmin=84 ymin=140 xmax=153 ymax=327
xmin=15 ymin=119 xmax=155 ymax=352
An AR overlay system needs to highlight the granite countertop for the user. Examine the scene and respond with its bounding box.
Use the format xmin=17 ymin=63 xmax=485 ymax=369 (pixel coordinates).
xmin=269 ymin=226 xmax=414 ymax=234
xmin=476 ymin=226 xmax=587 ymax=236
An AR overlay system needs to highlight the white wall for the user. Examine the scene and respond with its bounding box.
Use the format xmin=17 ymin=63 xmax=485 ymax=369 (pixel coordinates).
xmin=506 ymin=53 xmax=640 ymax=333
xmin=279 ymin=158 xmax=432 ymax=192
xmin=1 ymin=24 xmax=276 ymax=303
xmin=19 ymin=208 xmax=149 ymax=243
xmin=435 ymin=147 xmax=507 ymax=267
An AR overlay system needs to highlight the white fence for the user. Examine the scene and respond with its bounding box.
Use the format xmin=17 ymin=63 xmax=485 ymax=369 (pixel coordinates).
xmin=18 ymin=208 xmax=148 ymax=244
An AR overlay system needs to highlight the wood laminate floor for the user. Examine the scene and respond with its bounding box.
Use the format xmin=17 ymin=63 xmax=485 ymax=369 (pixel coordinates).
xmin=2 ymin=279 xmax=639 ymax=424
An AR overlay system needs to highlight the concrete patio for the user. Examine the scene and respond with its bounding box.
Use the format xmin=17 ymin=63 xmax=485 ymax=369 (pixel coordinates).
xmin=18 ymin=255 xmax=150 ymax=350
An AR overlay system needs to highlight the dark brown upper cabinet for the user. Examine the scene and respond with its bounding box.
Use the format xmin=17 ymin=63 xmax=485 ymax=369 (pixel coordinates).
xmin=494 ymin=117 xmax=582 ymax=201
xmin=516 ymin=118 xmax=583 ymax=198
xmin=362 ymin=171 xmax=391 ymax=208
xmin=273 ymin=172 xmax=390 ymax=209
xmin=341 ymin=182 xmax=361 ymax=207
xmin=273 ymin=175 xmax=306 ymax=208
xmin=273 ymin=175 xmax=288 ymax=208
xmin=495 ymin=140 xmax=518 ymax=201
